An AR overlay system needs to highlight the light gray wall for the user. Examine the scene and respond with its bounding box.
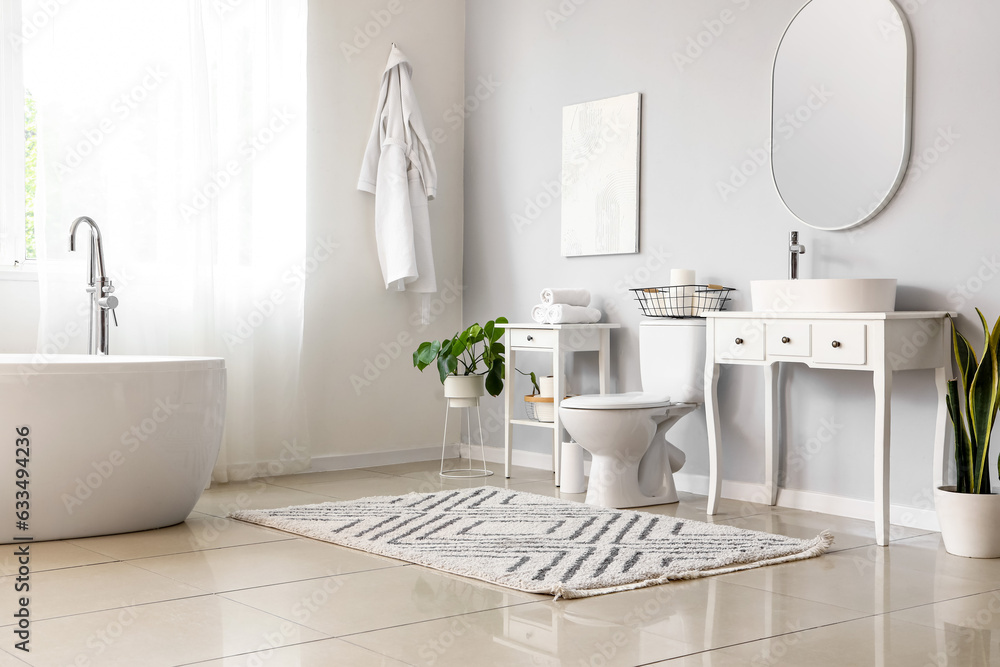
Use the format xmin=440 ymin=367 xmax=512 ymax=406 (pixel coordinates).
xmin=303 ymin=0 xmax=466 ymax=458
xmin=0 ymin=277 xmax=39 ymax=353
xmin=463 ymin=0 xmax=1000 ymax=510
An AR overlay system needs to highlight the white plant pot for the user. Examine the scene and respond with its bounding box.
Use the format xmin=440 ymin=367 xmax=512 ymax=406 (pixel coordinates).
xmin=444 ymin=375 xmax=485 ymax=408
xmin=935 ymin=486 xmax=1000 ymax=558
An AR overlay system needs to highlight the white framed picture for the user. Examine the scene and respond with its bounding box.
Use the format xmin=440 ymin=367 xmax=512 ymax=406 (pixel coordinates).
xmin=560 ymin=92 xmax=641 ymax=257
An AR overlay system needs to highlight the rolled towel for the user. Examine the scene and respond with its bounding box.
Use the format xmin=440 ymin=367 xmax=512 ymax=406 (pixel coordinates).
xmin=540 ymin=287 xmax=591 ymax=307
xmin=546 ymin=304 xmax=602 ymax=324
xmin=530 ymin=304 xmax=549 ymax=324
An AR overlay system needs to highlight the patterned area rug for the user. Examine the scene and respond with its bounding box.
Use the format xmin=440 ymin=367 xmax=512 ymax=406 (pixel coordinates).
xmin=231 ymin=487 xmax=832 ymax=599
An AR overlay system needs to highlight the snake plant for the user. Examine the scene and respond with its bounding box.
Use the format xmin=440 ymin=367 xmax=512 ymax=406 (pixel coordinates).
xmin=947 ymin=310 xmax=1000 ymax=494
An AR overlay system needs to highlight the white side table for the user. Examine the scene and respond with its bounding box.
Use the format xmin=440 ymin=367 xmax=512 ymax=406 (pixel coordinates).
xmin=503 ymin=323 xmax=620 ymax=485
xmin=703 ymin=311 xmax=953 ymax=546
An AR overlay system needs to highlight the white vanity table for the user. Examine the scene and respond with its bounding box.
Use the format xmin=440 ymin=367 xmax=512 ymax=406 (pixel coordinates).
xmin=503 ymin=323 xmax=620 ymax=484
xmin=703 ymin=311 xmax=953 ymax=546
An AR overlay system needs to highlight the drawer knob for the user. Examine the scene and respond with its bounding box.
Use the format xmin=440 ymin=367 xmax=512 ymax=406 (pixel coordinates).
xmin=781 ymin=336 xmax=791 ymax=344
xmin=526 ymin=335 xmax=533 ymax=342
xmin=734 ymin=338 xmax=744 ymax=345
xmin=831 ymin=340 xmax=841 ymax=348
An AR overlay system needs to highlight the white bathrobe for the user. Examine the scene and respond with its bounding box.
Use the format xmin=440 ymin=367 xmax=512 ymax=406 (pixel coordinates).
xmin=358 ymin=44 xmax=438 ymax=293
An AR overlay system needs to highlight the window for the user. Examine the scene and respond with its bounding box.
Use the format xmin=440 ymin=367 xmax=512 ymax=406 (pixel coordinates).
xmin=0 ymin=0 xmax=27 ymax=267
xmin=23 ymin=90 xmax=36 ymax=261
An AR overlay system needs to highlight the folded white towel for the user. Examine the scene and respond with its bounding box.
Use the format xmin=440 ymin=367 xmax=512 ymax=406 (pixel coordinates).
xmin=531 ymin=304 xmax=549 ymax=324
xmin=546 ymin=304 xmax=602 ymax=324
xmin=540 ymin=288 xmax=591 ymax=307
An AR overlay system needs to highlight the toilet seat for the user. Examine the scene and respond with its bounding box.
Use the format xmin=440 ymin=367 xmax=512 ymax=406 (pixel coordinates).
xmin=561 ymin=391 xmax=671 ymax=410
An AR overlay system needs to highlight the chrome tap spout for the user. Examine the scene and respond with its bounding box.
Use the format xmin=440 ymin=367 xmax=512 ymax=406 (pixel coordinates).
xmin=788 ymin=231 xmax=806 ymax=280
xmin=69 ymin=216 xmax=118 ymax=355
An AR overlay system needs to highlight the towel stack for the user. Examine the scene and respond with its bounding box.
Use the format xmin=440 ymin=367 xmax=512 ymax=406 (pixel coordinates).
xmin=531 ymin=288 xmax=602 ymax=324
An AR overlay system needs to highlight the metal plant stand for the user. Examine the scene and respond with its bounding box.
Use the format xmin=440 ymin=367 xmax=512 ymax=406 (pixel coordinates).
xmin=440 ymin=395 xmax=493 ymax=478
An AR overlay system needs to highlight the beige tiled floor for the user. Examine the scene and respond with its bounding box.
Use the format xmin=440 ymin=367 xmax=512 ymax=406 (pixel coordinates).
xmin=2 ymin=459 xmax=996 ymax=666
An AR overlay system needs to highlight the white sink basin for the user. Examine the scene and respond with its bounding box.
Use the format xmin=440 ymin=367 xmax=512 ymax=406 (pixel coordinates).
xmin=750 ymin=279 xmax=897 ymax=313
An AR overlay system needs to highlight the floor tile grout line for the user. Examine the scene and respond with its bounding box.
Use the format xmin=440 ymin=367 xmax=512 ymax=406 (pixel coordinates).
xmin=213 ymin=562 xmax=413 ymax=596
xmin=67 ymin=535 xmax=301 ymax=565
xmin=171 ymin=636 xmax=419 ymax=667
xmin=220 ymin=579 xmax=545 ymax=649
xmin=638 ymin=611 xmax=901 ymax=665
xmin=0 ymin=591 xmax=218 ymax=627
xmin=334 ymin=597 xmax=545 ymax=642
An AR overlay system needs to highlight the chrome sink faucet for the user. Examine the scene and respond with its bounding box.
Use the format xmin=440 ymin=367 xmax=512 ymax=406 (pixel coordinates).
xmin=69 ymin=216 xmax=119 ymax=355
xmin=788 ymin=231 xmax=806 ymax=280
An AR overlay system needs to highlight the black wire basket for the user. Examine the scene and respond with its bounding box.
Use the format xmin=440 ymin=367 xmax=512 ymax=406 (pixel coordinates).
xmin=629 ymin=285 xmax=735 ymax=318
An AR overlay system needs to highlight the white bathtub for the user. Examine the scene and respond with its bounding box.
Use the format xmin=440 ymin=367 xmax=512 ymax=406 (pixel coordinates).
xmin=0 ymin=355 xmax=226 ymax=542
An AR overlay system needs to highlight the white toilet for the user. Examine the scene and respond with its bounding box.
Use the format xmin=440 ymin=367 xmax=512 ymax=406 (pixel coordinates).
xmin=559 ymin=320 xmax=706 ymax=509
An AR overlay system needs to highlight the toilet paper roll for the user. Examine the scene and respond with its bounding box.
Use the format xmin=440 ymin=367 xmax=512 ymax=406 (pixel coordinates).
xmin=669 ymin=269 xmax=695 ymax=286
xmin=669 ymin=269 xmax=696 ymax=316
xmin=560 ymin=441 xmax=586 ymax=494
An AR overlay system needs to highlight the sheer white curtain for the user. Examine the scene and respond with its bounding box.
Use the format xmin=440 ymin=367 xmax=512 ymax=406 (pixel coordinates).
xmin=24 ymin=0 xmax=309 ymax=482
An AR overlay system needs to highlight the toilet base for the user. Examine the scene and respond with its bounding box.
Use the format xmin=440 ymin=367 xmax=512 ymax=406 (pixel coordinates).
xmin=586 ymin=452 xmax=679 ymax=508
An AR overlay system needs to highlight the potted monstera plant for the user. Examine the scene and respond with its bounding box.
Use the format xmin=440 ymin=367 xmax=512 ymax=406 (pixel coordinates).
xmin=936 ymin=310 xmax=1000 ymax=558
xmin=413 ymin=317 xmax=508 ymax=402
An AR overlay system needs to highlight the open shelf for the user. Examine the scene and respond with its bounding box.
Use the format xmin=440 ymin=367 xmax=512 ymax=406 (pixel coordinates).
xmin=509 ymin=419 xmax=555 ymax=429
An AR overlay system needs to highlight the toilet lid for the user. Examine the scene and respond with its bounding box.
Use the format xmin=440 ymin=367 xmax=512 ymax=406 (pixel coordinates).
xmin=561 ymin=392 xmax=671 ymax=410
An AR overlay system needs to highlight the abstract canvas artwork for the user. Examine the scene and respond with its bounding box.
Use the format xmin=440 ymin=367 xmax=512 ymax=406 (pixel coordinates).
xmin=561 ymin=92 xmax=641 ymax=257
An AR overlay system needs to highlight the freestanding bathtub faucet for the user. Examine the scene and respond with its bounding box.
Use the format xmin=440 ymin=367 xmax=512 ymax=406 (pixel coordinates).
xmin=69 ymin=216 xmax=118 ymax=355
xmin=788 ymin=230 xmax=806 ymax=280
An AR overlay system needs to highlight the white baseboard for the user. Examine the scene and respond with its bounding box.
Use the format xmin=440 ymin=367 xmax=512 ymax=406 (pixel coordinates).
xmin=672 ymin=472 xmax=941 ymax=532
xmin=475 ymin=445 xmax=940 ymax=532
xmin=309 ymin=444 xmax=459 ymax=472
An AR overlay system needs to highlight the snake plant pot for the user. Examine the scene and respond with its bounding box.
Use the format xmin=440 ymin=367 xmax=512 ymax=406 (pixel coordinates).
xmin=444 ymin=375 xmax=485 ymax=408
xmin=935 ymin=486 xmax=1000 ymax=558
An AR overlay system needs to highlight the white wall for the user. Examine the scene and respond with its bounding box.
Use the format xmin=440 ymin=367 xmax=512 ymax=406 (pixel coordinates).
xmin=463 ymin=0 xmax=1000 ymax=515
xmin=0 ymin=276 xmax=38 ymax=353
xmin=303 ymin=0 xmax=466 ymax=459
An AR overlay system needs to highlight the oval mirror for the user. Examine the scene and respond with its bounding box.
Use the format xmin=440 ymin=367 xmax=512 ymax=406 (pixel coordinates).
xmin=771 ymin=0 xmax=912 ymax=231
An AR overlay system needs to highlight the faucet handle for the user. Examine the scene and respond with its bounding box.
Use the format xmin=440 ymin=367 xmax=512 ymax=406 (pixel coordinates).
xmin=98 ymin=295 xmax=119 ymax=327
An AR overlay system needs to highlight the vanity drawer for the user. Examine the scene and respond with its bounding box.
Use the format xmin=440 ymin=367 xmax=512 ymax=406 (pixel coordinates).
xmin=765 ymin=322 xmax=812 ymax=357
xmin=509 ymin=329 xmax=556 ymax=349
xmin=812 ymin=322 xmax=868 ymax=365
xmin=714 ymin=320 xmax=764 ymax=361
